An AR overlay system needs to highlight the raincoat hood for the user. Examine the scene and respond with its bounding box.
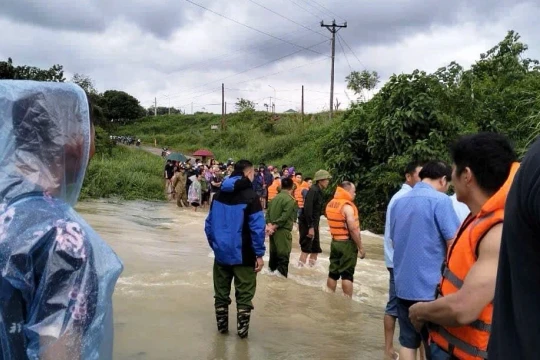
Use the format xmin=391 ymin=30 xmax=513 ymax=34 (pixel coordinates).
xmin=0 ymin=81 xmax=91 ymax=206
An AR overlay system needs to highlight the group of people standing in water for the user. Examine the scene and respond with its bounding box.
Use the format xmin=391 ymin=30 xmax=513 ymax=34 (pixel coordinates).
xmin=203 ymin=131 xmax=540 ymax=360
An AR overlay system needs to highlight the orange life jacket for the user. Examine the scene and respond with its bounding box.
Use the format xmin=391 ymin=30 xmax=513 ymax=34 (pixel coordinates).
xmin=429 ymin=162 xmax=520 ymax=360
xmin=325 ymin=186 xmax=359 ymax=241
xmin=268 ymin=178 xmax=281 ymax=202
xmin=294 ymin=180 xmax=309 ymax=208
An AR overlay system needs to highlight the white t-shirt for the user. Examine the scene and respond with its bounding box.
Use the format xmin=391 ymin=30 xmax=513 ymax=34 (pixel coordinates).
xmin=450 ymin=194 xmax=470 ymax=223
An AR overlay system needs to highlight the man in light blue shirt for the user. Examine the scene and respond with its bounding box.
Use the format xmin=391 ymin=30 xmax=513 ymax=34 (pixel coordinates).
xmin=383 ymin=161 xmax=423 ymax=360
xmin=390 ymin=161 xmax=460 ymax=360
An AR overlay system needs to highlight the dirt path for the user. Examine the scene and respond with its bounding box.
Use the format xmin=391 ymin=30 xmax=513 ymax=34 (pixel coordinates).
xmin=139 ymin=145 xmax=196 ymax=162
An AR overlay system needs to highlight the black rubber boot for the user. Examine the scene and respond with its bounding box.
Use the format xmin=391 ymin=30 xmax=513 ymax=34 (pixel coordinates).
xmin=215 ymin=307 xmax=229 ymax=334
xmin=237 ymin=308 xmax=251 ymax=339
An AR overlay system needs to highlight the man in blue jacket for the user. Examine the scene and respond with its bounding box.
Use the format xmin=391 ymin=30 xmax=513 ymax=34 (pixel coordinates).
xmin=205 ymin=160 xmax=266 ymax=339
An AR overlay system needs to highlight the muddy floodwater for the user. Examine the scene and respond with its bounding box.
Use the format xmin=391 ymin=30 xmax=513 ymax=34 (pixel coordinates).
xmin=76 ymin=200 xmax=394 ymax=360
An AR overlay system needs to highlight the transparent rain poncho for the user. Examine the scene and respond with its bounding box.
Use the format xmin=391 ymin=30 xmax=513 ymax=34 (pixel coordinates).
xmin=0 ymin=81 xmax=123 ymax=359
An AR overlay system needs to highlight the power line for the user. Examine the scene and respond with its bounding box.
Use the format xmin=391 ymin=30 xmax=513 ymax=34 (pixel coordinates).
xmin=306 ymin=0 xmax=346 ymax=22
xmin=337 ymin=33 xmax=353 ymax=72
xmin=163 ymin=27 xmax=316 ymax=76
xmin=184 ymin=0 xmax=327 ymax=57
xmin=305 ymin=89 xmax=331 ymax=94
xmin=235 ymin=56 xmax=329 ymax=85
xmin=338 ymin=33 xmax=366 ymax=69
xmin=246 ymin=0 xmax=328 ymax=39
xmin=286 ymin=0 xmax=321 ymax=20
xmin=164 ymin=39 xmax=328 ymax=100
xmin=296 ymin=0 xmax=329 ymax=18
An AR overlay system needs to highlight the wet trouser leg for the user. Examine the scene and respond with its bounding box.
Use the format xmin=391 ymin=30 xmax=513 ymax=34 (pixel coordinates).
xmin=213 ymin=261 xmax=234 ymax=333
xmin=232 ymin=265 xmax=257 ymax=310
xmin=269 ymin=229 xmax=292 ymax=277
xmin=233 ymin=265 xmax=257 ymax=338
xmin=213 ymin=261 xmax=234 ymax=307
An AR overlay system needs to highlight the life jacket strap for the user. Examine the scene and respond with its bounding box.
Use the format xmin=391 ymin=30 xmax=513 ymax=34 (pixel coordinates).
xmin=430 ymin=324 xmax=489 ymax=359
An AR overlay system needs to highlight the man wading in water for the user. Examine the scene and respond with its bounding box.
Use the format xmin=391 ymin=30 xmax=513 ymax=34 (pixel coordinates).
xmin=298 ymin=170 xmax=331 ymax=266
xmin=205 ymin=160 xmax=266 ymax=338
xmin=325 ymin=181 xmax=366 ymax=297
xmin=265 ymin=177 xmax=298 ymax=277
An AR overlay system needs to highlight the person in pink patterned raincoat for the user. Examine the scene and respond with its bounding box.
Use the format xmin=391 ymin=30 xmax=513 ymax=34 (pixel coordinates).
xmin=0 ymin=81 xmax=123 ymax=360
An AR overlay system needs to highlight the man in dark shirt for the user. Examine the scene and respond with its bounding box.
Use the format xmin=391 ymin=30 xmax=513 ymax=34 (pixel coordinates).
xmin=489 ymin=136 xmax=540 ymax=359
xmin=164 ymin=160 xmax=174 ymax=180
xmin=298 ymin=170 xmax=331 ymax=266
xmin=209 ymin=167 xmax=222 ymax=204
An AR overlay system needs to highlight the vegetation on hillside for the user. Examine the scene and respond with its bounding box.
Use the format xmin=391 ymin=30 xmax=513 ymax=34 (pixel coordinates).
xmin=324 ymin=31 xmax=540 ymax=232
xmin=80 ymin=146 xmax=165 ymax=201
xmin=115 ymin=111 xmax=340 ymax=178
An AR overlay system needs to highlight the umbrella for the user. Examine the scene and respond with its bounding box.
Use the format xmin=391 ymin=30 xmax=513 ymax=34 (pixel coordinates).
xmin=167 ymin=152 xmax=187 ymax=162
xmin=192 ymin=149 xmax=214 ymax=157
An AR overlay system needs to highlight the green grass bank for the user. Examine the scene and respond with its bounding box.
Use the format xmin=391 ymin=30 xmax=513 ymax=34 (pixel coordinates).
xmin=114 ymin=111 xmax=342 ymax=178
xmin=80 ymin=146 xmax=166 ymax=201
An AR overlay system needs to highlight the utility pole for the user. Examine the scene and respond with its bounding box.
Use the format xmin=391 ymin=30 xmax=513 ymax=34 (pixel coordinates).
xmin=321 ymin=19 xmax=347 ymax=119
xmin=154 ymin=97 xmax=157 ymax=116
xmin=301 ymin=85 xmax=304 ymax=118
xmin=221 ymin=83 xmax=225 ymax=130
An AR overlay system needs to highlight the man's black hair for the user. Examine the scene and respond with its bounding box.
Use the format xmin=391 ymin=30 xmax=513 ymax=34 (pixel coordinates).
xmin=234 ymin=160 xmax=254 ymax=174
xmin=419 ymin=161 xmax=452 ymax=181
xmin=451 ymin=132 xmax=517 ymax=195
xmin=304 ymin=177 xmax=313 ymax=182
xmin=403 ymin=160 xmax=423 ymax=177
xmin=282 ymin=165 xmax=288 ymax=170
xmin=281 ymin=177 xmax=294 ymax=190
xmin=295 ymin=172 xmax=303 ymax=177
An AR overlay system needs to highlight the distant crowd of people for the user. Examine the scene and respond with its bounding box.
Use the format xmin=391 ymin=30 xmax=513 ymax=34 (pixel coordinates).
xmin=110 ymin=135 xmax=140 ymax=146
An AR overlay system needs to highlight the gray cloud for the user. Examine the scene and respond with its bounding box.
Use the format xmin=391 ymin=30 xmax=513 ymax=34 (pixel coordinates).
xmin=0 ymin=0 xmax=193 ymax=38
xmin=0 ymin=0 xmax=539 ymax=113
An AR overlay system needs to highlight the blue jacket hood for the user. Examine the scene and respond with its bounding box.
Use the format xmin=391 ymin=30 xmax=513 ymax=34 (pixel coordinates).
xmin=0 ymin=81 xmax=91 ymax=206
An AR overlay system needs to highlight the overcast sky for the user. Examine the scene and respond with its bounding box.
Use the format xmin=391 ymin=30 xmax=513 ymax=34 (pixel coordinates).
xmin=1 ymin=0 xmax=539 ymax=113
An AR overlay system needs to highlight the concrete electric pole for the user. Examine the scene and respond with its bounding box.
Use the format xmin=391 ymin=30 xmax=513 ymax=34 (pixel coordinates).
xmin=321 ymin=19 xmax=347 ymax=119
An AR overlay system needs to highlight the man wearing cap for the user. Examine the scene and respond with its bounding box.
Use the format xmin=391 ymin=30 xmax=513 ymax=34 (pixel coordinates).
xmin=298 ymin=169 xmax=332 ymax=266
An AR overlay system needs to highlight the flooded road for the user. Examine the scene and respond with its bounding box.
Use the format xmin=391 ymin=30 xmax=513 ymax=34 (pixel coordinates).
xmin=76 ymin=200 xmax=393 ymax=360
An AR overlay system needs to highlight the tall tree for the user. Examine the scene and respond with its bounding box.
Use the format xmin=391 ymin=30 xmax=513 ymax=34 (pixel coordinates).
xmin=346 ymin=70 xmax=380 ymax=101
xmin=102 ymin=90 xmax=145 ymax=120
xmin=235 ymin=98 xmax=255 ymax=112
xmin=71 ymin=73 xmax=97 ymax=94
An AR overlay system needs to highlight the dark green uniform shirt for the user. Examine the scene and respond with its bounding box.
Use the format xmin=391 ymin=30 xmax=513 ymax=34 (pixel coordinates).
xmin=266 ymin=191 xmax=298 ymax=231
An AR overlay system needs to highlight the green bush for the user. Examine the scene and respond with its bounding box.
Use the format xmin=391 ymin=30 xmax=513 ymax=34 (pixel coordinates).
xmin=81 ymin=146 xmax=165 ymax=201
xmin=325 ymin=31 xmax=540 ymax=232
